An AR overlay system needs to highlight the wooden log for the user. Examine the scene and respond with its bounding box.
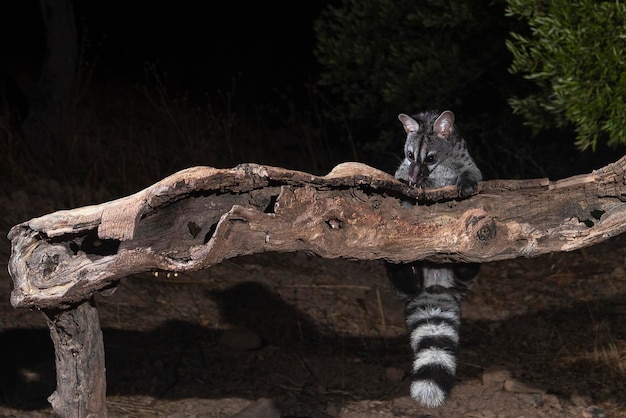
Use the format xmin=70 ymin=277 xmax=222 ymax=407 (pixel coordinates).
xmin=7 ymin=156 xmax=626 ymax=310
xmin=43 ymin=297 xmax=107 ymax=418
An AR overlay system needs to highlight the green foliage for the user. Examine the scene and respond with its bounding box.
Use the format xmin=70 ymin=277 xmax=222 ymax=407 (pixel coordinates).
xmin=506 ymin=0 xmax=626 ymax=150
xmin=314 ymin=0 xmax=509 ymax=154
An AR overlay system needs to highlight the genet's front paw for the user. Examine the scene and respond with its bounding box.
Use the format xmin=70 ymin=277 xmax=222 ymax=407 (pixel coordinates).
xmin=457 ymin=178 xmax=478 ymax=198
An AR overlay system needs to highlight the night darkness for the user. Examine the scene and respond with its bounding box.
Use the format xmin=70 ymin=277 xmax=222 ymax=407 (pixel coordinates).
xmin=0 ymin=1 xmax=624 ymax=188
xmin=78 ymin=1 xmax=327 ymax=101
xmin=1 ymin=0 xmax=355 ymax=193
xmin=1 ymin=1 xmax=326 ymax=100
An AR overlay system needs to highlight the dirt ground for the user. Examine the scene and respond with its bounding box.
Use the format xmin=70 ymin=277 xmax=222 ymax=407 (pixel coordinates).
xmin=1 ymin=180 xmax=626 ymax=418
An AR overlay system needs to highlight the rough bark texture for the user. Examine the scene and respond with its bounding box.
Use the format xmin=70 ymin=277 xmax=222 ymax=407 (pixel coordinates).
xmin=8 ymin=157 xmax=626 ymax=310
xmin=43 ymin=297 xmax=107 ymax=418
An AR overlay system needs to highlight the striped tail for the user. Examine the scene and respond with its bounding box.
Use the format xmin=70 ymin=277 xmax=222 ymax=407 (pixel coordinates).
xmin=405 ymin=265 xmax=466 ymax=408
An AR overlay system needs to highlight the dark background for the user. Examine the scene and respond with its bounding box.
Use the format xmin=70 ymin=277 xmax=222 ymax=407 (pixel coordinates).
xmin=0 ymin=1 xmax=624 ymax=194
xmin=1 ymin=1 xmax=325 ymax=101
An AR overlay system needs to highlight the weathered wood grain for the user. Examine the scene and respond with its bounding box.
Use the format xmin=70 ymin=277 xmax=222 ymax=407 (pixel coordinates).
xmin=8 ymin=157 xmax=626 ymax=309
xmin=43 ymin=297 xmax=107 ymax=418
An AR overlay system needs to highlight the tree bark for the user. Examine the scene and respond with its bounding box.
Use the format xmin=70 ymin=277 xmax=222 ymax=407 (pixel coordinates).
xmin=8 ymin=156 xmax=626 ymax=310
xmin=43 ymin=297 xmax=107 ymax=418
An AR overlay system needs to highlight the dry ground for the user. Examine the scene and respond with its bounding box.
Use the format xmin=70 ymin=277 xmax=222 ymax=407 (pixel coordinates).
xmin=1 ymin=179 xmax=625 ymax=417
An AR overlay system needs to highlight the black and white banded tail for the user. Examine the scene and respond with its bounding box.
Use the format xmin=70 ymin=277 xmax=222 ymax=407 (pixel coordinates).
xmin=403 ymin=264 xmax=472 ymax=407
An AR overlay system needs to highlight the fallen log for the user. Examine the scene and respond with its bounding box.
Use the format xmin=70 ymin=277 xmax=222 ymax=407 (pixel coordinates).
xmin=8 ymin=157 xmax=626 ymax=310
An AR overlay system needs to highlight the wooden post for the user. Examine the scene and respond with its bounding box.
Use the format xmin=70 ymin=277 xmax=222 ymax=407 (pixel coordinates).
xmin=43 ymin=297 xmax=107 ymax=418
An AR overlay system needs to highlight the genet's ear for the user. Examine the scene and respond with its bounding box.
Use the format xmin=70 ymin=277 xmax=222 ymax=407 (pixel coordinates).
xmin=434 ymin=110 xmax=455 ymax=138
xmin=398 ymin=114 xmax=419 ymax=134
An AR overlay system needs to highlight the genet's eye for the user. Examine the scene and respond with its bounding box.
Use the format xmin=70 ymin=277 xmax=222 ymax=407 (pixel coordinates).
xmin=424 ymin=153 xmax=436 ymax=164
xmin=407 ymin=151 xmax=415 ymax=161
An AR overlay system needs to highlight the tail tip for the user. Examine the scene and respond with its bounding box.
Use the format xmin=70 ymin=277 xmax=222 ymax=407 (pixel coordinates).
xmin=410 ymin=380 xmax=448 ymax=408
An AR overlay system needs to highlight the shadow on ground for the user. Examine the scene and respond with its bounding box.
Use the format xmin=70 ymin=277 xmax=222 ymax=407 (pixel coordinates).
xmin=1 ymin=279 xmax=624 ymax=415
